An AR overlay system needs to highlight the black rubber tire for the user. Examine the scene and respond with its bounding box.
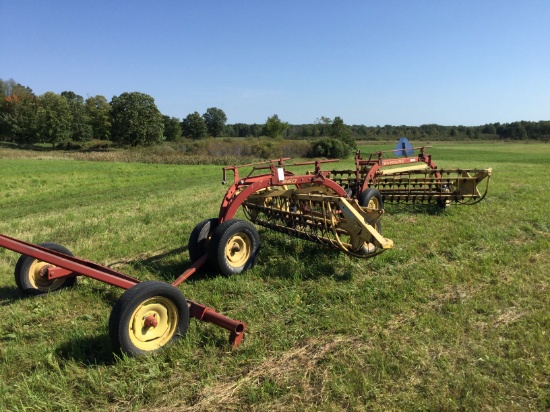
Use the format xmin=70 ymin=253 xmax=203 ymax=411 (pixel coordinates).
xmin=108 ymin=281 xmax=190 ymax=357
xmin=209 ymin=219 xmax=261 ymax=276
xmin=359 ymin=188 xmax=383 ymax=235
xmin=359 ymin=188 xmax=383 ymax=210
xmin=14 ymin=242 xmax=77 ymax=296
xmin=188 ymin=218 xmax=218 ymax=263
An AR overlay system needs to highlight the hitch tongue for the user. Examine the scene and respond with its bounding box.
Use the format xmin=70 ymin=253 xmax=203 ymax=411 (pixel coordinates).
xmin=188 ymin=300 xmax=246 ymax=348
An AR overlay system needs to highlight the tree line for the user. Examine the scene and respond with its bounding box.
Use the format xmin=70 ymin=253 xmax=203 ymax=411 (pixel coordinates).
xmin=266 ymin=120 xmax=550 ymax=142
xmin=1 ymin=78 xmax=549 ymax=152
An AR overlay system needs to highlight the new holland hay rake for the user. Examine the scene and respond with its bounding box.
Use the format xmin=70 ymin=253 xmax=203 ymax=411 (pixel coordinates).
xmin=219 ymin=158 xmax=394 ymax=261
xmin=330 ymin=146 xmax=492 ymax=207
xmin=1 ymin=157 xmax=393 ymax=356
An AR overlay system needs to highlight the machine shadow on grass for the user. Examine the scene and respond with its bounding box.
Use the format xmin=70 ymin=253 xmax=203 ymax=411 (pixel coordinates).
xmin=48 ymin=231 xmax=354 ymax=363
xmin=0 ymin=285 xmax=21 ymax=306
xmin=384 ymin=202 xmax=449 ymax=216
xmin=0 ymin=286 xmax=118 ymax=364
xmin=56 ymin=333 xmax=116 ymax=365
xmin=256 ymin=231 xmax=354 ymax=282
xmin=104 ymin=232 xmax=354 ymax=283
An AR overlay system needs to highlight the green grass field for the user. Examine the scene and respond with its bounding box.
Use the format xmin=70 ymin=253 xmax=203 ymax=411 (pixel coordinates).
xmin=1 ymin=142 xmax=548 ymax=411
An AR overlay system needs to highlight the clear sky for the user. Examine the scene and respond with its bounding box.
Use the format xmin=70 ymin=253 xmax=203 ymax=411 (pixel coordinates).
xmin=1 ymin=0 xmax=549 ymax=126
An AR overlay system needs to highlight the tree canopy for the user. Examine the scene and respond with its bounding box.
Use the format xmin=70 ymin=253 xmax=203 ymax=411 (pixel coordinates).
xmin=85 ymin=95 xmax=111 ymax=140
xmin=331 ymin=116 xmax=354 ymax=148
xmin=1 ymin=92 xmax=40 ymax=143
xmin=163 ymin=115 xmax=182 ymax=141
xmin=182 ymin=112 xmax=207 ymax=140
xmin=110 ymin=92 xmax=164 ymax=147
xmin=203 ymin=107 xmax=227 ymax=137
xmin=39 ymin=91 xmax=72 ymax=147
xmin=1 ymin=77 xmax=550 ymax=148
xmin=263 ymin=114 xmax=289 ymax=139
xmin=61 ymin=91 xmax=93 ymax=143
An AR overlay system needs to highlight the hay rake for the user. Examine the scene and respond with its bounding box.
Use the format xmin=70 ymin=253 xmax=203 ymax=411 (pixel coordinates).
xmin=330 ymin=146 xmax=492 ymax=207
xmin=2 ymin=156 xmax=392 ymax=357
xmin=221 ymin=158 xmax=393 ymax=260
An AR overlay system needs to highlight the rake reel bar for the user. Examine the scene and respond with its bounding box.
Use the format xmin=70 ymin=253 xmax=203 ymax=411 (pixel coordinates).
xmin=242 ymin=190 xmax=392 ymax=258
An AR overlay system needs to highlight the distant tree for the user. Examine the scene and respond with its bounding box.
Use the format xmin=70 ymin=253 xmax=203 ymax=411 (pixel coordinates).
xmin=232 ymin=123 xmax=250 ymax=137
xmin=299 ymin=124 xmax=314 ymax=138
xmin=182 ymin=112 xmax=207 ymax=140
xmin=203 ymin=107 xmax=227 ymax=137
xmin=315 ymin=116 xmax=332 ymax=136
xmin=0 ymin=78 xmax=33 ymax=98
xmin=224 ymin=124 xmax=236 ymax=137
xmin=163 ymin=115 xmax=182 ymax=141
xmin=38 ymin=91 xmax=72 ymax=147
xmin=85 ymin=95 xmax=111 ymax=140
xmin=61 ymin=91 xmax=92 ymax=143
xmin=0 ymin=87 xmax=4 ymax=137
xmin=309 ymin=137 xmax=351 ymax=158
xmin=110 ymin=92 xmax=164 ymax=147
xmin=331 ymin=116 xmax=354 ymax=148
xmin=514 ymin=124 xmax=528 ymax=140
xmin=351 ymin=124 xmax=368 ymax=137
xmin=1 ymin=92 xmax=40 ymax=143
xmin=250 ymin=123 xmax=263 ymax=137
xmin=264 ymin=114 xmax=289 ymax=139
xmin=319 ymin=116 xmax=331 ymax=123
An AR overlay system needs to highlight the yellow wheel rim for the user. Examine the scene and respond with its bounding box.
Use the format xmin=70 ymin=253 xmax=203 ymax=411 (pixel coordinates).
xmin=128 ymin=297 xmax=178 ymax=351
xmin=225 ymin=233 xmax=251 ymax=268
xmin=367 ymin=197 xmax=380 ymax=209
xmin=28 ymin=260 xmax=65 ymax=292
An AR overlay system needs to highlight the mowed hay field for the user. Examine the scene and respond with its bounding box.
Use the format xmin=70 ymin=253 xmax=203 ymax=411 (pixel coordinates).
xmin=0 ymin=142 xmax=548 ymax=411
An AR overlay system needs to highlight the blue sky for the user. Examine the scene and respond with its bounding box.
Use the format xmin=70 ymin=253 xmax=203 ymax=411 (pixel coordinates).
xmin=1 ymin=1 xmax=549 ymax=126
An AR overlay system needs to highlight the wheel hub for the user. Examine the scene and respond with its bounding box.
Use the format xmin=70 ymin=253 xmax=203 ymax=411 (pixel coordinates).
xmin=29 ymin=260 xmax=62 ymax=291
xmin=128 ymin=298 xmax=178 ymax=349
xmin=144 ymin=314 xmax=158 ymax=328
xmin=225 ymin=234 xmax=251 ymax=267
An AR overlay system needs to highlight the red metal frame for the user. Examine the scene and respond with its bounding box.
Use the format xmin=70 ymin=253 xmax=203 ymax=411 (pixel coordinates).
xmin=219 ymin=157 xmax=347 ymax=223
xmin=0 ymin=233 xmax=245 ymax=347
xmin=0 ymin=234 xmax=139 ymax=289
xmin=355 ymin=147 xmax=440 ymax=194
